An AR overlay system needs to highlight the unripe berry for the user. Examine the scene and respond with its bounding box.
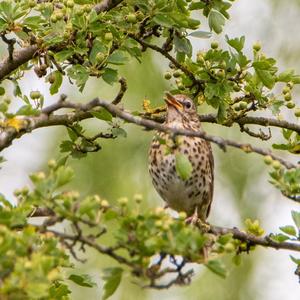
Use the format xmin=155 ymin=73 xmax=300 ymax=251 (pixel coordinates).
xmin=239 ymin=101 xmax=248 ymax=110
xmin=66 ymin=0 xmax=74 ymax=8
xmin=178 ymin=211 xmax=187 ymax=220
xmin=84 ymin=5 xmax=91 ymax=13
xmin=50 ymin=14 xmax=57 ymax=23
xmin=30 ymin=91 xmax=41 ymax=99
xmin=295 ymin=108 xmax=300 ymax=117
xmin=287 ymin=81 xmax=294 ymax=88
xmin=118 ymin=197 xmax=128 ymax=206
xmin=104 ymin=32 xmax=113 ymax=41
xmin=164 ymin=72 xmax=172 ymax=80
xmin=100 ymin=199 xmax=109 ymax=208
xmin=48 ymin=73 xmax=55 ymax=84
xmin=217 ymin=69 xmax=225 ymax=78
xmin=286 ymin=102 xmax=295 ymax=109
xmin=272 ymin=160 xmax=281 ymax=170
xmin=253 ymin=42 xmax=261 ymax=52
xmin=136 ymin=11 xmax=144 ymax=21
xmin=28 ymin=0 xmax=35 ymax=8
xmin=173 ymin=70 xmax=182 ymax=78
xmin=0 ymin=87 xmax=5 ymax=96
xmin=282 ymin=86 xmax=290 ymax=95
xmin=284 ymin=93 xmax=292 ymax=101
xmin=196 ymin=51 xmax=205 ymax=63
xmin=56 ymin=11 xmax=63 ymax=21
xmin=264 ymin=155 xmax=273 ymax=165
xmin=211 ymin=41 xmax=219 ymax=49
xmin=127 ymin=13 xmax=137 ymax=23
xmin=233 ymin=84 xmax=241 ymax=92
xmin=48 ymin=159 xmax=57 ymax=169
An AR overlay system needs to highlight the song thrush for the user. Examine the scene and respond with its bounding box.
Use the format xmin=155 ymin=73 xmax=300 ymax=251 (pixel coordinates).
xmin=149 ymin=93 xmax=214 ymax=223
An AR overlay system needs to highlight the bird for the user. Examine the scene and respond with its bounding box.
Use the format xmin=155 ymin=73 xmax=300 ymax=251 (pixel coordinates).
xmin=148 ymin=93 xmax=214 ymax=224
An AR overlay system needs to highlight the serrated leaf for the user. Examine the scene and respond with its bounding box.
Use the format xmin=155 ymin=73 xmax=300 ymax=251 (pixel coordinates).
xmin=279 ymin=225 xmax=297 ymax=236
xmin=175 ymin=153 xmax=193 ymax=181
xmin=91 ymin=109 xmax=113 ymax=122
xmin=270 ymin=233 xmax=290 ymax=243
xmin=174 ymin=35 xmax=192 ymax=57
xmin=153 ymin=13 xmax=174 ymax=27
xmin=292 ymin=211 xmax=300 ymax=229
xmin=55 ymin=49 xmax=74 ymax=62
xmin=226 ymin=35 xmax=245 ymax=52
xmin=277 ymin=69 xmax=295 ymax=82
xmin=189 ymin=30 xmax=212 ymax=39
xmin=255 ymin=69 xmax=275 ymax=89
xmin=205 ymin=260 xmax=228 ymax=278
xmin=102 ymin=267 xmax=123 ymax=300
xmin=208 ymin=9 xmax=225 ymax=34
xmin=68 ymin=274 xmax=96 ymax=288
xmin=55 ymin=166 xmax=74 ymax=188
xmin=107 ymin=50 xmax=128 ymax=65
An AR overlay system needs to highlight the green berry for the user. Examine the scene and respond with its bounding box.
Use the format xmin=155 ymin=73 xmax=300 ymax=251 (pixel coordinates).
xmin=104 ymin=32 xmax=113 ymax=41
xmin=233 ymin=84 xmax=240 ymax=92
xmin=30 ymin=91 xmax=41 ymax=99
xmin=295 ymin=108 xmax=300 ymax=117
xmin=264 ymin=155 xmax=273 ymax=165
xmin=217 ymin=69 xmax=225 ymax=78
xmin=272 ymin=160 xmax=281 ymax=170
xmin=136 ymin=11 xmax=144 ymax=21
xmin=50 ymin=14 xmax=57 ymax=23
xmin=173 ymin=70 xmax=182 ymax=78
xmin=164 ymin=72 xmax=172 ymax=80
xmin=286 ymin=102 xmax=295 ymax=109
xmin=282 ymin=86 xmax=290 ymax=95
xmin=239 ymin=101 xmax=248 ymax=110
xmin=284 ymin=93 xmax=292 ymax=101
xmin=287 ymin=81 xmax=294 ymax=88
xmin=56 ymin=11 xmax=63 ymax=20
xmin=84 ymin=5 xmax=91 ymax=13
xmin=0 ymin=87 xmax=5 ymax=96
xmin=211 ymin=41 xmax=219 ymax=49
xmin=127 ymin=13 xmax=137 ymax=23
xmin=48 ymin=73 xmax=55 ymax=84
xmin=66 ymin=0 xmax=74 ymax=8
xmin=253 ymin=42 xmax=261 ymax=52
xmin=28 ymin=0 xmax=35 ymax=8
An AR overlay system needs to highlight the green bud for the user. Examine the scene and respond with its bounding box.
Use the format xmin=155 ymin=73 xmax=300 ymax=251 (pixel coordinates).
xmin=284 ymin=93 xmax=292 ymax=101
xmin=118 ymin=197 xmax=128 ymax=206
xmin=264 ymin=155 xmax=273 ymax=165
xmin=282 ymin=86 xmax=290 ymax=95
xmin=272 ymin=160 xmax=281 ymax=170
xmin=286 ymin=102 xmax=295 ymax=109
xmin=211 ymin=41 xmax=219 ymax=49
xmin=173 ymin=70 xmax=182 ymax=78
xmin=0 ymin=87 xmax=5 ymax=96
xmin=253 ymin=42 xmax=261 ymax=52
xmin=164 ymin=72 xmax=172 ymax=80
xmin=239 ymin=101 xmax=248 ymax=110
xmin=66 ymin=0 xmax=74 ymax=8
xmin=100 ymin=199 xmax=109 ymax=208
xmin=127 ymin=13 xmax=137 ymax=23
xmin=48 ymin=159 xmax=57 ymax=169
xmin=30 ymin=91 xmax=41 ymax=99
xmin=294 ymin=108 xmax=300 ymax=117
xmin=104 ymin=32 xmax=113 ymax=41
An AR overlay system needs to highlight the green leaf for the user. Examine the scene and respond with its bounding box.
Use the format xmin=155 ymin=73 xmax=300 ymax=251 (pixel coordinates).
xmin=49 ymin=71 xmax=63 ymax=95
xmin=290 ymin=255 xmax=300 ymax=265
xmin=55 ymin=166 xmax=74 ymax=188
xmin=68 ymin=274 xmax=96 ymax=288
xmin=153 ymin=14 xmax=174 ymax=27
xmin=279 ymin=225 xmax=297 ymax=236
xmin=111 ymin=127 xmax=127 ymax=138
xmin=67 ymin=65 xmax=89 ymax=92
xmin=102 ymin=68 xmax=118 ymax=85
xmin=292 ymin=210 xmax=300 ymax=229
xmin=255 ymin=69 xmax=275 ymax=89
xmin=102 ymin=267 xmax=123 ymax=300
xmin=91 ymin=109 xmax=113 ymax=122
xmin=107 ymin=50 xmax=128 ymax=65
xmin=205 ymin=260 xmax=228 ymax=278
xmin=208 ymin=9 xmax=225 ymax=34
xmin=55 ymin=49 xmax=74 ymax=62
xmin=23 ymin=16 xmax=45 ymax=30
xmin=277 ymin=69 xmax=295 ymax=82
xmin=189 ymin=30 xmax=212 ymax=39
xmin=174 ymin=36 xmax=192 ymax=57
xmin=270 ymin=233 xmax=290 ymax=243
xmin=226 ymin=35 xmax=245 ymax=52
xmin=175 ymin=153 xmax=193 ymax=181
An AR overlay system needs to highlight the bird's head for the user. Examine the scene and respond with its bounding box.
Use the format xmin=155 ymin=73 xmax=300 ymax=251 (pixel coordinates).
xmin=164 ymin=92 xmax=199 ymax=127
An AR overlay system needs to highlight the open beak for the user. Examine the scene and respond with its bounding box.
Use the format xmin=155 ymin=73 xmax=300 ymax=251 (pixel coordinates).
xmin=164 ymin=92 xmax=183 ymax=110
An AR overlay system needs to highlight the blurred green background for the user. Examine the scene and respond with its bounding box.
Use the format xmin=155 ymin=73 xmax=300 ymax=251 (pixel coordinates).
xmin=1 ymin=1 xmax=300 ymax=299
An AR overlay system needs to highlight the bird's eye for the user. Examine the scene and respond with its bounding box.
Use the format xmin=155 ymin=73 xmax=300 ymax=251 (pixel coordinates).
xmin=185 ymin=102 xmax=192 ymax=109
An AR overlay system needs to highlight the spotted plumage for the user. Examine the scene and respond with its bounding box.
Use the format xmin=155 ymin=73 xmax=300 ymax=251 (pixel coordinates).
xmin=148 ymin=93 xmax=214 ymax=221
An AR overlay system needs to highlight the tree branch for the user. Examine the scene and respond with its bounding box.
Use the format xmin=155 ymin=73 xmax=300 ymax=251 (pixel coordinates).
xmin=0 ymin=98 xmax=296 ymax=169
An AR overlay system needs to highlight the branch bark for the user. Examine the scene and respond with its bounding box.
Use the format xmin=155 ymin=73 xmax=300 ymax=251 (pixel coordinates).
xmin=0 ymin=98 xmax=296 ymax=169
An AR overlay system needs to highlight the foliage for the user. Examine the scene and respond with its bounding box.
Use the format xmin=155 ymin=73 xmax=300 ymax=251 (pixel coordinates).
xmin=0 ymin=0 xmax=299 ymax=298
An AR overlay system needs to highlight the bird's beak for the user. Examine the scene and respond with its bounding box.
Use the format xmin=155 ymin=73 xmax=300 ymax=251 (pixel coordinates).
xmin=164 ymin=92 xmax=183 ymax=110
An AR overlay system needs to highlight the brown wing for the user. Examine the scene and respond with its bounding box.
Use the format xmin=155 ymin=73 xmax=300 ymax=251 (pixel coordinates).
xmin=205 ymin=141 xmax=214 ymax=218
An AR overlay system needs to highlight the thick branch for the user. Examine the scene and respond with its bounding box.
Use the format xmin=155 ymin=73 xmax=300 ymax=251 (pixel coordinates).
xmin=210 ymin=225 xmax=300 ymax=252
xmin=0 ymin=99 xmax=296 ymax=169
